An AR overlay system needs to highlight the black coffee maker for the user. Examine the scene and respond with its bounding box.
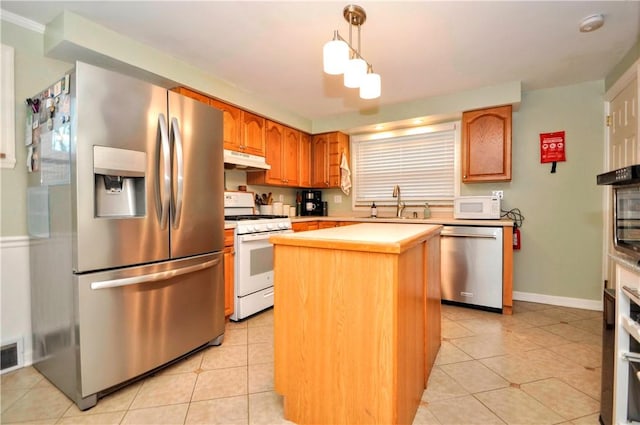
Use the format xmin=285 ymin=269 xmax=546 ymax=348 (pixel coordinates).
xmin=301 ymin=190 xmax=322 ymax=216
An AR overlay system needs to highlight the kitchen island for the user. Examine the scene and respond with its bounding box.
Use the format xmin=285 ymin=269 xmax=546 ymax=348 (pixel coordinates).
xmin=270 ymin=223 xmax=442 ymax=425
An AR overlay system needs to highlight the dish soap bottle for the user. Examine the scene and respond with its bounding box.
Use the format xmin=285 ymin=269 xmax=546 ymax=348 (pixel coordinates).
xmin=371 ymin=202 xmax=377 ymax=218
xmin=423 ymin=202 xmax=431 ymax=219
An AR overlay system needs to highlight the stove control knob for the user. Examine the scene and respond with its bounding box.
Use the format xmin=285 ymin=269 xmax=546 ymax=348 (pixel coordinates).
xmin=267 ymin=223 xmax=275 ymax=230
xmin=278 ymin=222 xmax=287 ymax=229
xmin=246 ymin=225 xmax=255 ymax=233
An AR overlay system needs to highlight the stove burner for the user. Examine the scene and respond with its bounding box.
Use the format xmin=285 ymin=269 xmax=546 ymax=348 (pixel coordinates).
xmin=225 ymin=215 xmax=288 ymax=221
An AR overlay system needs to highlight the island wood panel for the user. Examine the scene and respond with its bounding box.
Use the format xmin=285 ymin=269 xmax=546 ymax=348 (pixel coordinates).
xmin=424 ymin=235 xmax=441 ymax=382
xmin=273 ymin=225 xmax=441 ymax=424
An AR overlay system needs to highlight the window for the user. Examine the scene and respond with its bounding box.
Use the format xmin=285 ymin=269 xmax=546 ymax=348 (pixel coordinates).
xmin=351 ymin=122 xmax=459 ymax=207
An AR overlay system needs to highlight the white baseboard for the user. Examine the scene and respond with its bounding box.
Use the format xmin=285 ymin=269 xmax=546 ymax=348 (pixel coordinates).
xmin=513 ymin=290 xmax=602 ymax=311
xmin=1 ymin=236 xmax=33 ymax=369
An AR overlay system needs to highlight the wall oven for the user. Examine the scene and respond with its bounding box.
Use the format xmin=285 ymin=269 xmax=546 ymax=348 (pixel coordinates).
xmin=597 ymin=165 xmax=640 ymax=260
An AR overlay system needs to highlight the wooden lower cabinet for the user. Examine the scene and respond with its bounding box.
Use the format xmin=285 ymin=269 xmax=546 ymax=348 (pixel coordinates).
xmin=292 ymin=221 xmax=320 ymax=232
xmin=224 ymin=229 xmax=235 ymax=317
xmin=318 ymin=221 xmax=338 ymax=229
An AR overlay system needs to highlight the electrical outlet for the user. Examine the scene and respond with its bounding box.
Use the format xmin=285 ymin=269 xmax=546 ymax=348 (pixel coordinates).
xmin=334 ymin=195 xmax=342 ymax=204
xmin=278 ymin=194 xmax=284 ymax=202
xmin=492 ymin=190 xmax=504 ymax=199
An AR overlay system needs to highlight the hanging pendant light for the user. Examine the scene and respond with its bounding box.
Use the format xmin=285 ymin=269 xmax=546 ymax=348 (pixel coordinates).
xmin=322 ymin=4 xmax=380 ymax=99
xmin=344 ymin=57 xmax=367 ymax=88
xmin=323 ymin=31 xmax=349 ymax=75
xmin=360 ymin=66 xmax=381 ymax=99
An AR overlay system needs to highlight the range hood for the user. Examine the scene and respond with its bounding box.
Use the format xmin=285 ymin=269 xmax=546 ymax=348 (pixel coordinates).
xmin=223 ymin=149 xmax=271 ymax=171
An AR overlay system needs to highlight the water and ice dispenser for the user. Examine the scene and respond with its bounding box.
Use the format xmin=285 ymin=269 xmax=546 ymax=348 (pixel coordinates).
xmin=93 ymin=146 xmax=146 ymax=217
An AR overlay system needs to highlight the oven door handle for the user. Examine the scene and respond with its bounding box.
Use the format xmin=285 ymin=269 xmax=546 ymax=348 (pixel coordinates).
xmin=238 ymin=230 xmax=292 ymax=242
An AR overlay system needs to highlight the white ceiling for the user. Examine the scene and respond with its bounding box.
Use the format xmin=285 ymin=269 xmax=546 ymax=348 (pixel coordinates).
xmin=2 ymin=1 xmax=639 ymax=122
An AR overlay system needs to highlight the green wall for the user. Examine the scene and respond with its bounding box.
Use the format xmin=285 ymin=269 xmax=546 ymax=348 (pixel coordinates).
xmin=1 ymin=22 xmax=72 ymax=236
xmin=1 ymin=14 xmax=607 ymax=303
xmin=463 ymin=81 xmax=605 ymax=301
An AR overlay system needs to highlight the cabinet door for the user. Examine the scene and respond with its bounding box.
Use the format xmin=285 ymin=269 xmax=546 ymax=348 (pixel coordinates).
xmin=283 ymin=126 xmax=300 ymax=186
xmin=318 ymin=221 xmax=338 ymax=229
xmin=224 ymin=246 xmax=234 ymax=317
xmin=210 ymin=99 xmax=243 ymax=152
xmin=299 ymin=132 xmax=312 ymax=187
xmin=311 ymin=134 xmax=329 ymax=187
xmin=224 ymin=229 xmax=235 ymax=317
xmin=461 ymin=105 xmax=512 ymax=182
xmin=328 ymin=132 xmax=349 ymax=187
xmin=172 ymin=87 xmax=210 ymax=104
xmin=264 ymin=120 xmax=284 ymax=185
xmin=292 ymin=222 xmax=309 ymax=232
xmin=242 ymin=112 xmax=266 ymax=157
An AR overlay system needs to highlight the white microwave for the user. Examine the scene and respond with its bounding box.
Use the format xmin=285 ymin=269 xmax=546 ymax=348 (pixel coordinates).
xmin=454 ymin=196 xmax=501 ymax=219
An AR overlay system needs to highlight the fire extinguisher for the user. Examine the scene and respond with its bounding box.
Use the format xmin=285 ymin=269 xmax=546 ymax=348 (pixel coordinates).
xmin=513 ymin=225 xmax=521 ymax=250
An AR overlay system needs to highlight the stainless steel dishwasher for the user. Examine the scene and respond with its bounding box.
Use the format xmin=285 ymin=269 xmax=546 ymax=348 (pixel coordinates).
xmin=440 ymin=226 xmax=503 ymax=312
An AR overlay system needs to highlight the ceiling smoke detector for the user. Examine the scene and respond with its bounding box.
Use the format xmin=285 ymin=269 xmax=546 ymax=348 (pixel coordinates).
xmin=579 ymin=14 xmax=604 ymax=32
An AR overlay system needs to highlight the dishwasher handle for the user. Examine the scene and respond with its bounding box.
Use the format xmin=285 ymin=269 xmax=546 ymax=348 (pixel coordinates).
xmin=441 ymin=231 xmax=497 ymax=239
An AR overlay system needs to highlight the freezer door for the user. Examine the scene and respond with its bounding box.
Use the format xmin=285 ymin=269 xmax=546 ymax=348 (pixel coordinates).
xmin=168 ymin=91 xmax=224 ymax=258
xmin=77 ymin=252 xmax=225 ymax=397
xmin=74 ymin=62 xmax=169 ymax=272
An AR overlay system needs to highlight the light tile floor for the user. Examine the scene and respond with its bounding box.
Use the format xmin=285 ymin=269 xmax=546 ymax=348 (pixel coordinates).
xmin=1 ymin=300 xmax=603 ymax=424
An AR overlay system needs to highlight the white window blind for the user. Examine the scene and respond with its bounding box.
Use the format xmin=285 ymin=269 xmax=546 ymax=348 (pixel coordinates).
xmin=352 ymin=123 xmax=458 ymax=206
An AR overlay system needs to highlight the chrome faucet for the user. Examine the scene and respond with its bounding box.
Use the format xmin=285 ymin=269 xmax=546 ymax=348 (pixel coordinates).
xmin=392 ymin=185 xmax=404 ymax=218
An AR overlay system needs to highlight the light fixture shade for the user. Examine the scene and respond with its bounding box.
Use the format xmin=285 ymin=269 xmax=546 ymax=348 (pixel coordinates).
xmin=323 ymin=39 xmax=349 ymax=75
xmin=344 ymin=58 xmax=367 ymax=88
xmin=359 ymin=72 xmax=381 ymax=99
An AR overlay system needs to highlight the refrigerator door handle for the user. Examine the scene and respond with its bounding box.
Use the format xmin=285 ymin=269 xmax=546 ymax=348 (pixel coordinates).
xmin=171 ymin=117 xmax=184 ymax=229
xmin=90 ymin=257 xmax=221 ymax=290
xmin=158 ymin=114 xmax=171 ymax=230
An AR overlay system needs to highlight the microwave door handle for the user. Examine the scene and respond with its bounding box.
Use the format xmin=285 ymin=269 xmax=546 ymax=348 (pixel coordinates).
xmin=90 ymin=258 xmax=221 ymax=290
xmin=170 ymin=117 xmax=184 ymax=229
xmin=157 ymin=114 xmax=171 ymax=230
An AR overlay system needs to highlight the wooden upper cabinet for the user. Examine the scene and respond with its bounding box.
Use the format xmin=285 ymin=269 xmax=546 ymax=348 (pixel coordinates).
xmin=209 ymin=99 xmax=243 ymax=153
xmin=172 ymin=87 xmax=210 ymax=104
xmin=328 ymin=132 xmax=349 ymax=187
xmin=242 ymin=112 xmax=266 ymax=157
xmin=299 ymin=132 xmax=312 ymax=187
xmin=461 ymin=105 xmax=512 ymax=182
xmin=175 ymin=88 xmax=265 ymax=157
xmin=283 ymin=126 xmax=300 ymax=186
xmin=311 ymin=134 xmax=330 ymax=187
xmin=312 ymin=132 xmax=349 ymax=188
xmin=247 ymin=120 xmax=300 ymax=187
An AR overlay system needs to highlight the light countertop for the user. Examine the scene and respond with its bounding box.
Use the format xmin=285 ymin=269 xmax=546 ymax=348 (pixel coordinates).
xmin=269 ymin=222 xmax=442 ymax=254
xmin=291 ymin=216 xmax=513 ymax=227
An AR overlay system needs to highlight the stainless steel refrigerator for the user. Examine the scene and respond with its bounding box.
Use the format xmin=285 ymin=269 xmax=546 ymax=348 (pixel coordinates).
xmin=26 ymin=62 xmax=225 ymax=410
